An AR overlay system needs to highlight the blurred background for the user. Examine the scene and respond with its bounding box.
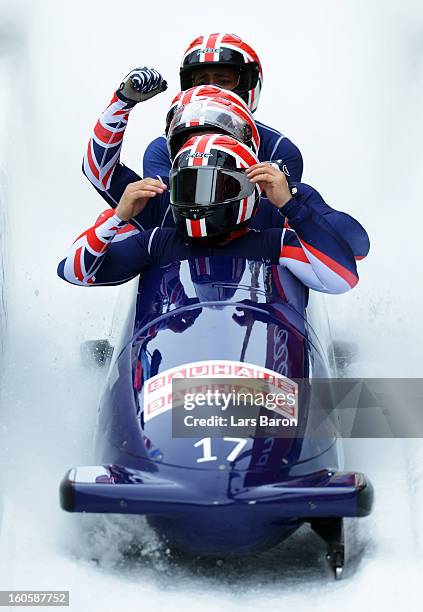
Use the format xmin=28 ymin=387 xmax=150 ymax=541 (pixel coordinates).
xmin=0 ymin=1 xmax=422 ymax=610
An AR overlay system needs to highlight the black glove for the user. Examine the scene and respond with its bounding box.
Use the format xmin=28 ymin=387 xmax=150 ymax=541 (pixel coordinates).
xmin=116 ymin=67 xmax=167 ymax=103
xmin=267 ymin=160 xmax=298 ymax=196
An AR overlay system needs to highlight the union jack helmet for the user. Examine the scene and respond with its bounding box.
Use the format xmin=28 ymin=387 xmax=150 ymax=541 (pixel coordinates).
xmin=170 ymin=133 xmax=261 ymax=240
xmin=167 ymin=96 xmax=260 ymax=161
xmin=165 ymin=85 xmax=252 ymax=133
xmin=180 ymin=33 xmax=263 ymax=113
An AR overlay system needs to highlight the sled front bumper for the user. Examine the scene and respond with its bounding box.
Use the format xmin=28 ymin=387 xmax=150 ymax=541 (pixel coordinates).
xmin=60 ymin=465 xmax=374 ymax=518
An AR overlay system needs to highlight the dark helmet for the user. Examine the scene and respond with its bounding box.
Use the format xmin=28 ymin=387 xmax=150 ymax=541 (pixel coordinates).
xmin=170 ymin=133 xmax=261 ymax=240
xmin=179 ymin=33 xmax=263 ymax=112
xmin=167 ymin=96 xmax=260 ymax=161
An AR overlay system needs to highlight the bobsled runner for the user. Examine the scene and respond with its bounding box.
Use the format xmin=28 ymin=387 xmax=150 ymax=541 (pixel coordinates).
xmin=60 ymin=257 xmax=373 ymax=579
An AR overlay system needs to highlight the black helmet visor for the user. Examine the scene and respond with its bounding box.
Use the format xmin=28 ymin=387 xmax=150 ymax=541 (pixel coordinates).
xmin=170 ymin=166 xmax=255 ymax=206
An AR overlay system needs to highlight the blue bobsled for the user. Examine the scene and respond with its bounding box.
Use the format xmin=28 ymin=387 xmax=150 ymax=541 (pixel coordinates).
xmin=60 ymin=257 xmax=373 ymax=578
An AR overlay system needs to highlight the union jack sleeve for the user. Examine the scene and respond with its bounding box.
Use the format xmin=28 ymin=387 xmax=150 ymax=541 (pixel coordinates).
xmin=278 ymin=198 xmax=359 ymax=294
xmin=82 ymin=93 xmax=140 ymax=208
xmin=58 ymin=209 xmax=139 ymax=286
xmin=57 ymin=207 xmax=362 ymax=294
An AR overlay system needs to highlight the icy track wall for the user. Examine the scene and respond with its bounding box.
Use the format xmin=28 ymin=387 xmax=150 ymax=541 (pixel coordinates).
xmin=0 ymin=1 xmax=423 ymax=611
xmin=0 ymin=22 xmax=17 ymax=356
xmin=0 ymin=181 xmax=6 ymax=356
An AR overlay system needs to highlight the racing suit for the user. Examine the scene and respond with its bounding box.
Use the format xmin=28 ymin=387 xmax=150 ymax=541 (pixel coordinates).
xmin=82 ymin=93 xmax=303 ymax=208
xmin=81 ymin=93 xmax=369 ymax=261
xmin=57 ymin=193 xmax=363 ymax=295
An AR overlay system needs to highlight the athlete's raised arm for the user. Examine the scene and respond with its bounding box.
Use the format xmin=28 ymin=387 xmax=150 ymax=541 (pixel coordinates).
xmin=82 ymin=68 xmax=167 ymax=215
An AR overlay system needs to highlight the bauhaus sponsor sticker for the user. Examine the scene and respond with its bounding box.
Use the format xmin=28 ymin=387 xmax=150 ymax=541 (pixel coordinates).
xmin=142 ymin=360 xmax=297 ymax=422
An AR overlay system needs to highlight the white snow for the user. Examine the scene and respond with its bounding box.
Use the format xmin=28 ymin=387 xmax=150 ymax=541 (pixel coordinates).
xmin=1 ymin=0 xmax=423 ymax=610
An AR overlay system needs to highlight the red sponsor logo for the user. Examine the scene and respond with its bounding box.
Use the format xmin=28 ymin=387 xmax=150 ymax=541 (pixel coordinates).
xmin=147 ymin=396 xmax=166 ymax=414
xmin=234 ymin=365 xmax=255 ymax=377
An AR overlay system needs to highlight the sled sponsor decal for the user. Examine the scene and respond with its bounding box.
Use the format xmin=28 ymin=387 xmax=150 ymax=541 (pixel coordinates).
xmin=142 ymin=360 xmax=297 ymax=422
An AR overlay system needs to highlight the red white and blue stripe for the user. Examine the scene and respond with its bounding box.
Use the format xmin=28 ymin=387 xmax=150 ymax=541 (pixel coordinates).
xmin=83 ymin=94 xmax=135 ymax=205
xmin=59 ymin=202 xmax=361 ymax=295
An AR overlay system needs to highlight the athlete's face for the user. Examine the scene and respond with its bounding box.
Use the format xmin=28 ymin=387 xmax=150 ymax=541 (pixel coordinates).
xmin=191 ymin=66 xmax=240 ymax=90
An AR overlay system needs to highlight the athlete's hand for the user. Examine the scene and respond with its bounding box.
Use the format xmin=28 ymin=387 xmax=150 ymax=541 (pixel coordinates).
xmin=246 ymin=162 xmax=292 ymax=209
xmin=116 ymin=67 xmax=167 ymax=103
xmin=116 ymin=179 xmax=167 ymax=221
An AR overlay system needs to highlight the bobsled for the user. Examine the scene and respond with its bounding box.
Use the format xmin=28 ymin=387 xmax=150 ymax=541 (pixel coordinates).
xmin=60 ymin=257 xmax=373 ymax=579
